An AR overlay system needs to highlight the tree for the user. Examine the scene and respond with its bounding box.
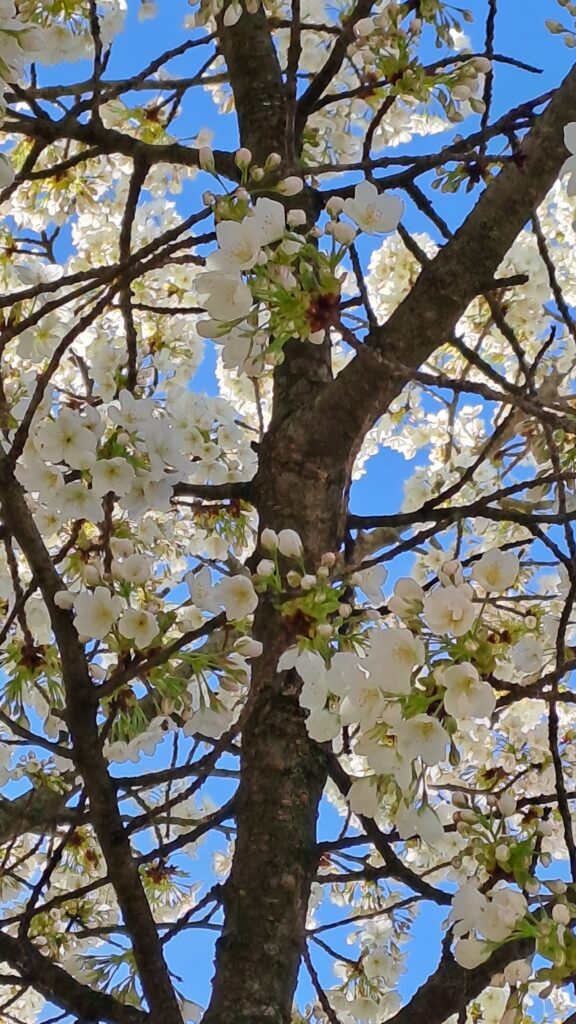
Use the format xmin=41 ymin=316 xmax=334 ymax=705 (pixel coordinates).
xmin=2 ymin=0 xmax=576 ymax=1022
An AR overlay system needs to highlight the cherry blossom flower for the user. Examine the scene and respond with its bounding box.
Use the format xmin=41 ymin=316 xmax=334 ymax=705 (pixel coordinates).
xmin=471 ymin=550 xmax=519 ymax=593
xmin=354 ymin=564 xmax=388 ymax=604
xmin=305 ymin=708 xmax=341 ymax=742
xmin=347 ymin=776 xmax=380 ymax=817
xmin=388 ymin=578 xmax=424 ymax=620
xmin=453 ymin=937 xmax=491 ymax=969
xmin=251 ymin=197 xmax=285 ymax=244
xmin=234 ymin=637 xmax=263 ymax=658
xmin=57 ymin=481 xmax=103 ymax=523
xmin=366 ymin=628 xmax=425 ymax=694
xmin=186 ymin=566 xmax=220 ymax=614
xmin=40 ymin=409 xmax=97 ymax=470
xmin=395 ymin=803 xmax=444 ymax=844
xmin=363 ymin=947 xmax=390 ymax=981
xmin=0 ymin=153 xmax=14 ymax=187
xmin=91 ymin=457 xmax=135 ymax=497
xmin=216 ymin=574 xmax=259 ymax=620
xmin=511 ymin=636 xmax=544 ymax=674
xmin=197 ymin=271 xmax=253 ymax=321
xmin=343 ymin=181 xmax=404 ymax=235
xmin=215 ymin=218 xmax=262 ymax=270
xmin=339 ymin=673 xmax=386 ymax=730
xmin=118 ymin=553 xmax=150 ymax=585
xmin=356 ymin=737 xmax=412 ymax=792
xmin=442 ymin=662 xmax=496 ymax=720
xmin=503 ymin=960 xmax=532 ymax=985
xmin=479 ymin=889 xmax=527 ymax=942
xmin=395 ymin=714 xmax=449 ymax=765
xmin=278 ymin=648 xmax=328 ymax=711
xmin=423 ymin=585 xmax=476 ymax=637
xmin=118 ymin=607 xmax=160 ymax=648
xmin=74 ymin=587 xmax=124 ymax=641
xmin=109 ymin=390 xmax=155 ymax=431
xmin=449 ymin=883 xmax=488 ymax=938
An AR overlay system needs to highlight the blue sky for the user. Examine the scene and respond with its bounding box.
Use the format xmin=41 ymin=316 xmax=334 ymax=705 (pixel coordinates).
xmin=25 ymin=0 xmax=576 ymax=1018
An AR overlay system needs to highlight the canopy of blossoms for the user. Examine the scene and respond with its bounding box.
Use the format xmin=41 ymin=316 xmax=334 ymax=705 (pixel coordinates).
xmin=1 ymin=2 xmax=576 ymax=1024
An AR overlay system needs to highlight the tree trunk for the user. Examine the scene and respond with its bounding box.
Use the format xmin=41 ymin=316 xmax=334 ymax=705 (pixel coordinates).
xmin=204 ymin=426 xmax=349 ymax=1024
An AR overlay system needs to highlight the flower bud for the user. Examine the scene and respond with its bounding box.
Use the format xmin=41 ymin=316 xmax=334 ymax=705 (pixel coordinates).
xmin=547 ymin=880 xmax=568 ymax=894
xmin=301 ymin=574 xmax=317 ymax=591
xmin=198 ymin=146 xmax=215 ymax=172
xmin=287 ymin=208 xmax=307 ymax=227
xmin=354 ymin=17 xmax=374 ymax=36
xmin=326 ymin=196 xmax=345 ymax=216
xmin=277 ymin=529 xmax=304 ymax=559
xmin=277 ymin=176 xmax=304 ymax=196
xmin=451 ymin=792 xmax=469 ymax=808
xmin=234 ymin=636 xmax=263 ymax=658
xmin=256 ymin=559 xmax=276 ymax=577
xmin=235 ymin=147 xmax=252 ymax=169
xmin=260 ymin=528 xmax=278 ymax=551
xmin=317 ymin=623 xmax=332 ymax=638
xmin=84 ymin=565 xmax=102 ymax=586
xmin=497 ymin=793 xmax=517 ymax=818
xmin=552 ymin=903 xmax=571 ymax=925
xmin=332 ymin=221 xmax=356 ymax=245
xmin=265 ymin=152 xmax=282 ymax=170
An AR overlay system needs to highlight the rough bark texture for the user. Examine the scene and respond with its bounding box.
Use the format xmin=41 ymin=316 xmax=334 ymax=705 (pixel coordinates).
xmin=203 ymin=605 xmax=328 ymax=1024
xmin=203 ymin=434 xmax=349 ymax=1024
xmin=202 ymin=17 xmax=351 ymax=1023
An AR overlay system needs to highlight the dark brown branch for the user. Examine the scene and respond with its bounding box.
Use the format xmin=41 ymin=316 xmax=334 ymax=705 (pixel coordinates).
xmin=0 ymin=930 xmax=148 ymax=1024
xmin=0 ymin=468 xmax=183 ymax=1024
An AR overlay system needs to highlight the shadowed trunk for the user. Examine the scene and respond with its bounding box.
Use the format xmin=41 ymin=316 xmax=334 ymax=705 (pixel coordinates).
xmin=204 ymin=424 xmax=350 ymax=1023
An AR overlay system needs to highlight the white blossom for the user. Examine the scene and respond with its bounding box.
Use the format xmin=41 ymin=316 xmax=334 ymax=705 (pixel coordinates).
xmin=74 ymin=587 xmax=124 ymax=641
xmin=472 ymin=550 xmax=520 ymax=593
xmin=118 ymin=607 xmax=160 ymax=648
xmin=343 ymin=181 xmax=404 ymax=235
xmin=395 ymin=714 xmax=449 ymax=765
xmin=366 ymin=628 xmax=425 ymax=695
xmin=423 ymin=585 xmax=476 ymax=637
xmin=216 ymin=575 xmax=258 ymax=620
xmin=442 ymin=662 xmax=496 ymax=720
